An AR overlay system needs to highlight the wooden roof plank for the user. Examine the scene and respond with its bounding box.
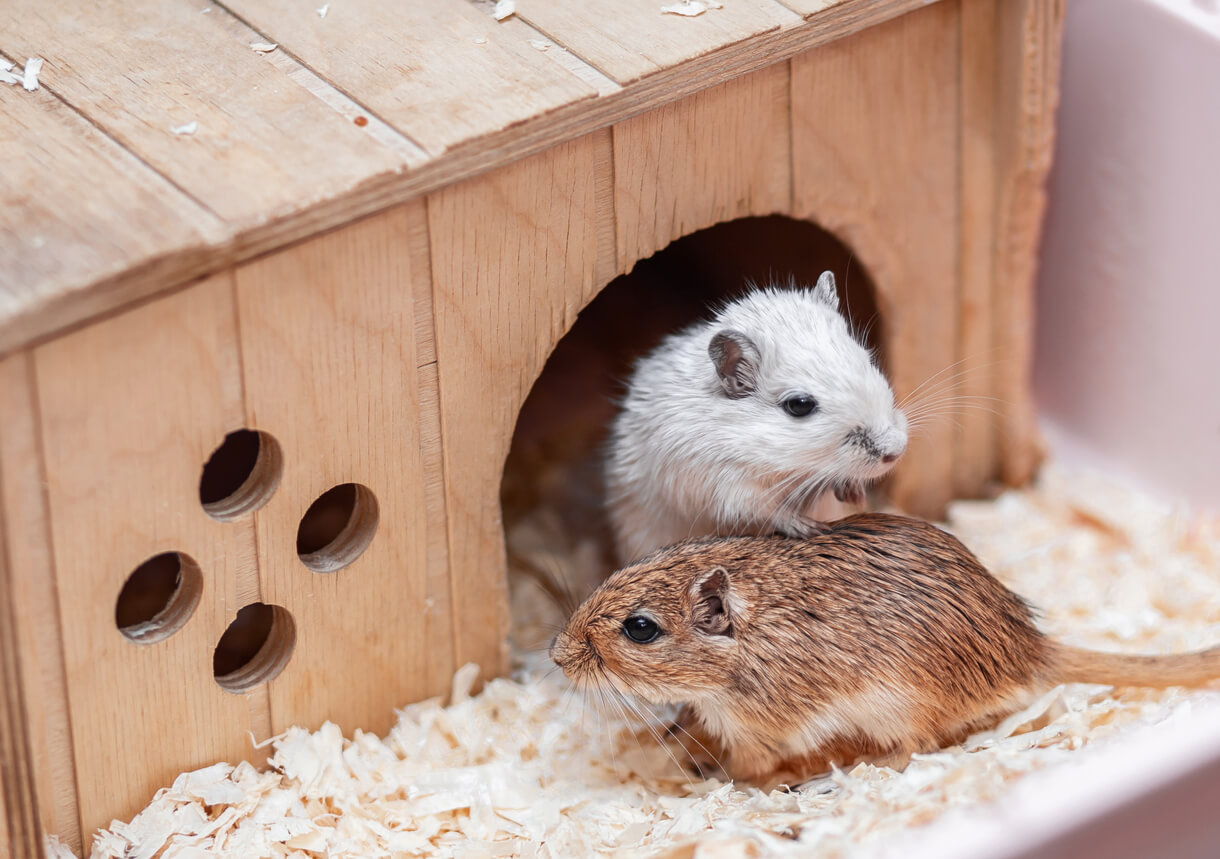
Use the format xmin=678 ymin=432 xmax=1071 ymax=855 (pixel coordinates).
xmin=0 ymin=82 xmax=223 ymax=345
xmin=0 ymin=0 xmax=413 ymax=226
xmin=0 ymin=0 xmax=933 ymax=356
xmin=514 ymin=0 xmax=802 ymax=84
xmin=778 ymin=0 xmax=850 ymax=17
xmin=219 ymin=0 xmax=598 ymax=156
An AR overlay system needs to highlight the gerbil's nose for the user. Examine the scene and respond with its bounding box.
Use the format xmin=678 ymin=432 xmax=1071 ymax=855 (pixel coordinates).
xmin=878 ymin=430 xmax=907 ymax=464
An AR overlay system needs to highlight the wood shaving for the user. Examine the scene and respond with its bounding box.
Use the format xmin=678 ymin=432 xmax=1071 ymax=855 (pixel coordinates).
xmin=661 ymin=0 xmax=723 ymax=17
xmin=249 ymin=42 xmax=279 ymax=53
xmin=21 ymin=57 xmax=43 ymax=91
xmin=528 ymin=40 xmax=551 ymax=52
xmin=170 ymin=121 xmax=199 ymax=136
xmin=68 ymin=463 xmax=1219 ymax=858
xmin=493 ymin=0 xmax=516 ymax=22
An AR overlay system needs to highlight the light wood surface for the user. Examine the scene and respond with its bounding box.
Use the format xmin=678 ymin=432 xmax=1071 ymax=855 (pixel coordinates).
xmin=791 ymin=0 xmax=961 ymax=519
xmin=516 ymin=0 xmax=800 ymax=84
xmin=0 ymin=78 xmax=222 ymax=357
xmin=428 ymin=133 xmax=612 ymax=678
xmin=993 ymin=0 xmax=1063 ymax=486
xmin=0 ymin=359 xmax=40 ymax=856
xmin=0 ymin=0 xmax=410 ymax=226
xmin=0 ymin=353 xmax=81 ymax=854
xmin=613 ymin=62 xmax=792 ymax=274
xmin=33 ymin=274 xmax=259 ymax=838
xmin=234 ymin=206 xmax=450 ymax=734
xmin=221 ymin=0 xmax=596 ymax=156
xmin=955 ymin=0 xmax=1001 ymax=497
xmin=403 ymin=202 xmax=462 ymax=695
xmin=0 ymin=0 xmax=932 ymax=356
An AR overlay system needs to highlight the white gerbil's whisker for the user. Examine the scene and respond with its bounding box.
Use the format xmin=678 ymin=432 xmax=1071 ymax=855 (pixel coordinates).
xmin=896 ymin=357 xmax=977 ymax=409
xmin=897 ymin=356 xmax=1009 ymax=411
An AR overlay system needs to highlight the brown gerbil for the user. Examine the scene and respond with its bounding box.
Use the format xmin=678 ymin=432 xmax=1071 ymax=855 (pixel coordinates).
xmin=550 ymin=513 xmax=1220 ymax=787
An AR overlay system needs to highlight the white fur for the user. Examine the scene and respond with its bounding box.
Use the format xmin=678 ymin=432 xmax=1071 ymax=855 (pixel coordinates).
xmin=780 ymin=685 xmax=917 ymax=757
xmin=607 ymin=282 xmax=908 ymax=562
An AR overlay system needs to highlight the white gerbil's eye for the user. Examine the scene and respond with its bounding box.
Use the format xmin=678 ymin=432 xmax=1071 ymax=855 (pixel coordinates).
xmin=623 ymin=615 xmax=662 ymax=643
xmin=781 ymin=395 xmax=818 ymax=418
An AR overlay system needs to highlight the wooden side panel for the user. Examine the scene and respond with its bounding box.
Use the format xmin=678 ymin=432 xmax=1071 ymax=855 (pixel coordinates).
xmin=34 ymin=275 xmax=257 ymax=837
xmin=516 ymin=0 xmax=799 ymax=84
xmin=790 ymin=0 xmax=961 ymax=518
xmin=994 ymin=0 xmax=1064 ymax=486
xmin=429 ymin=133 xmax=611 ymax=678
xmin=0 ymin=353 xmax=80 ymax=854
xmin=0 ymin=0 xmax=408 ymax=226
xmin=955 ymin=0 xmax=1001 ymax=497
xmin=234 ymin=204 xmax=448 ymax=734
xmin=221 ymin=0 xmax=595 ymax=156
xmin=613 ymin=62 xmax=793 ymax=273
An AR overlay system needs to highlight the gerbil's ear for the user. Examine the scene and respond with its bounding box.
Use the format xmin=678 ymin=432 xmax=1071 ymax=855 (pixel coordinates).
xmin=691 ymin=567 xmax=733 ymax=636
xmin=708 ymin=330 xmax=760 ymax=398
xmin=814 ymin=271 xmax=840 ymax=311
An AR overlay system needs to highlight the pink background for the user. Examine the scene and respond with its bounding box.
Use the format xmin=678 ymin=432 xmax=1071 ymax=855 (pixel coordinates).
xmin=1035 ymin=0 xmax=1220 ymax=510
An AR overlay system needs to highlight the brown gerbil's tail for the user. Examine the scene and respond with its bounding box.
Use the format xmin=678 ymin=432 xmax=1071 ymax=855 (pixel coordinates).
xmin=1050 ymin=643 xmax=1220 ymax=688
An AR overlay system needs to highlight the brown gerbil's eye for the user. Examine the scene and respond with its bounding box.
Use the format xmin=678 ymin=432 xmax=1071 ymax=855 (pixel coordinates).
xmin=623 ymin=615 xmax=661 ymax=643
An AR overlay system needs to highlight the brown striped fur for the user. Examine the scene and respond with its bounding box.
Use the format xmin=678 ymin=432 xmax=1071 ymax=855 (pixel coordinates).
xmin=550 ymin=514 xmax=1220 ymax=786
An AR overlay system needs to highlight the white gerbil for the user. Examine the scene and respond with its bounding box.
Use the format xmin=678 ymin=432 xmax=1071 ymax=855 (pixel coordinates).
xmin=606 ymin=273 xmax=908 ymax=562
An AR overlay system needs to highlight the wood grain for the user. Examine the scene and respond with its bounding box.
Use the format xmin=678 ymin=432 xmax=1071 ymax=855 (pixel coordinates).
xmin=954 ymin=0 xmax=1000 ymax=497
xmin=516 ymin=0 xmax=800 ymax=84
xmin=0 ymin=0 xmax=933 ymax=357
xmin=0 ymin=78 xmax=223 ymax=357
xmin=0 ymin=353 xmax=81 ymax=854
xmin=0 ymin=367 xmax=40 ymax=856
xmin=33 ymin=274 xmax=259 ymax=837
xmin=403 ymin=202 xmax=461 ymax=696
xmin=613 ymin=61 xmax=792 ymax=274
xmin=790 ymin=0 xmax=961 ymax=519
xmin=428 ymin=132 xmax=612 ymax=678
xmin=777 ymin=0 xmax=849 ymax=17
xmin=993 ymin=0 xmax=1063 ymax=486
xmin=0 ymin=0 xmax=410 ymax=226
xmin=220 ymin=0 xmax=596 ymax=156
xmin=234 ymin=205 xmax=450 ymax=734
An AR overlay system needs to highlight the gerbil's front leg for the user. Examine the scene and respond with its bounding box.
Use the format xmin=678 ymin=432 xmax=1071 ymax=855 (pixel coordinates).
xmin=765 ymin=491 xmax=847 ymax=540
xmin=666 ymin=705 xmax=727 ymax=777
xmin=769 ymin=512 xmax=832 ymax=540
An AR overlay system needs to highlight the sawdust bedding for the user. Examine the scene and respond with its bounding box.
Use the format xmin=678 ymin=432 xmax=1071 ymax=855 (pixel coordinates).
xmin=56 ymin=464 xmax=1220 ymax=859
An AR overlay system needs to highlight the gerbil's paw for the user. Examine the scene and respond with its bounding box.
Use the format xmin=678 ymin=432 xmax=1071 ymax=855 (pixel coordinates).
xmin=773 ymin=517 xmax=832 ymax=540
xmin=833 ymin=480 xmax=866 ymax=506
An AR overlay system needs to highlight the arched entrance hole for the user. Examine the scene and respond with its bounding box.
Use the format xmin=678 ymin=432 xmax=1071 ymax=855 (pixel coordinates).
xmin=501 ymin=215 xmax=882 ymax=647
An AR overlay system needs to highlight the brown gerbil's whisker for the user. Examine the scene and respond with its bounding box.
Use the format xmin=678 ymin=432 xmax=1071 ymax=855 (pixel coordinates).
xmin=606 ymin=685 xmax=702 ymax=788
xmin=623 ymin=696 xmax=726 ymax=781
xmin=592 ymin=686 xmax=615 ymax=776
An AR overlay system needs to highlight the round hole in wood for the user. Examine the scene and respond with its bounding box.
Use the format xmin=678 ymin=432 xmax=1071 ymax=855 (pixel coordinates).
xmin=115 ymin=552 xmax=203 ymax=644
xmin=213 ymin=603 xmax=296 ymax=693
xmin=199 ymin=429 xmax=283 ymax=521
xmin=296 ymin=483 xmax=380 ymax=573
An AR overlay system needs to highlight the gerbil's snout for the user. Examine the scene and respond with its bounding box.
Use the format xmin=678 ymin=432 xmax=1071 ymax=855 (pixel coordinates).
xmin=549 ymin=628 xmax=597 ymax=680
xmin=849 ymin=426 xmax=907 ymax=466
